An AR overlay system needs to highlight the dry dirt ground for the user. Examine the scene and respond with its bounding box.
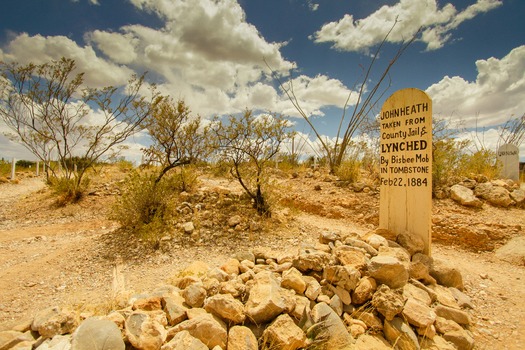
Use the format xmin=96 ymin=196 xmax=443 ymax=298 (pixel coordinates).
xmin=0 ymin=171 xmax=524 ymax=349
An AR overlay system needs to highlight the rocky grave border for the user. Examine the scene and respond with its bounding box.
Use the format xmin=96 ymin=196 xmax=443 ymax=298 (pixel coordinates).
xmin=440 ymin=178 xmax=524 ymax=209
xmin=1 ymin=228 xmax=476 ymax=350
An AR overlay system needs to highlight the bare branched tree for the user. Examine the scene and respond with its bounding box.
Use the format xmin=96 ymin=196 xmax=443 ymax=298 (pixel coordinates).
xmin=142 ymin=98 xmax=211 ymax=184
xmin=0 ymin=57 xmax=161 ymax=199
xmin=497 ymin=113 xmax=525 ymax=148
xmin=268 ymin=20 xmax=420 ymax=174
xmin=211 ymin=110 xmax=294 ymax=216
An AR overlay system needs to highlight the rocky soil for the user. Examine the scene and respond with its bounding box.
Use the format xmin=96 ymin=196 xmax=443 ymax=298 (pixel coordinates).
xmin=0 ymin=169 xmax=524 ymax=349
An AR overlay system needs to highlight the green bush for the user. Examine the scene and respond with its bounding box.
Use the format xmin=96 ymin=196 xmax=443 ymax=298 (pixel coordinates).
xmin=432 ymin=138 xmax=500 ymax=190
xmin=458 ymin=148 xmax=500 ymax=180
xmin=335 ymin=158 xmax=361 ymax=183
xmin=111 ymin=168 xmax=199 ymax=243
xmin=0 ymin=160 xmax=9 ymax=177
xmin=48 ymin=176 xmax=90 ymax=206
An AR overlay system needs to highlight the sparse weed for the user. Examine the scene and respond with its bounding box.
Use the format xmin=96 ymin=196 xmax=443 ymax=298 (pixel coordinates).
xmin=48 ymin=176 xmax=90 ymax=206
xmin=111 ymin=169 xmax=198 ymax=244
xmin=335 ymin=158 xmax=361 ymax=183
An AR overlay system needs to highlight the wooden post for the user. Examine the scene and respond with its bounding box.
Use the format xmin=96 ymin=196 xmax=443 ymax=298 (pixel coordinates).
xmin=10 ymin=158 xmax=16 ymax=180
xmin=379 ymin=88 xmax=433 ymax=255
xmin=36 ymin=161 xmax=40 ymax=176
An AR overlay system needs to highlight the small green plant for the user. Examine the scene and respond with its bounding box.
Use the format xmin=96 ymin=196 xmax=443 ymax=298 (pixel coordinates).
xmin=335 ymin=158 xmax=361 ymax=183
xmin=48 ymin=176 xmax=90 ymax=206
xmin=0 ymin=159 xmax=10 ymax=177
xmin=458 ymin=148 xmax=500 ymax=180
xmin=111 ymin=170 xmax=182 ymax=244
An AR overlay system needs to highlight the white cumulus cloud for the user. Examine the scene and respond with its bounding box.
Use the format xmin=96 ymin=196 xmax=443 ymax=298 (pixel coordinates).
xmin=0 ymin=33 xmax=134 ymax=88
xmin=427 ymin=45 xmax=525 ymax=128
xmin=311 ymin=0 xmax=502 ymax=52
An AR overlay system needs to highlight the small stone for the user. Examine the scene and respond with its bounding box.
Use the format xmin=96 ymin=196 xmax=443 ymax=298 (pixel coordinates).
xmin=371 ymin=285 xmax=404 ymax=321
xmin=261 ymin=314 xmax=306 ymax=350
xmin=368 ymin=256 xmax=409 ymax=289
xmin=72 ymin=317 xmax=125 ymax=350
xmin=227 ymin=326 xmax=258 ymax=350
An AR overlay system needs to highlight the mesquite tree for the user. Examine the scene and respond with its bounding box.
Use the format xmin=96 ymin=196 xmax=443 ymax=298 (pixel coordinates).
xmin=212 ymin=110 xmax=293 ymax=216
xmin=142 ymin=98 xmax=210 ymax=185
xmin=0 ymin=57 xmax=160 ymax=199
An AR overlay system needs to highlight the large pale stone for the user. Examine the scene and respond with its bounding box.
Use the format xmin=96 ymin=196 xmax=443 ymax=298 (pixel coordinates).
xmin=475 ymin=182 xmax=514 ymax=207
xmin=0 ymin=330 xmax=35 ymax=350
xmin=323 ymin=265 xmax=361 ymax=291
xmin=161 ymin=330 xmax=208 ymax=350
xmin=333 ymin=246 xmax=368 ymax=271
xmin=227 ymin=326 xmax=258 ymax=350
xmin=351 ymin=277 xmax=377 ymax=305
xmin=365 ymin=234 xmax=389 ymax=250
xmin=434 ymin=316 xmax=463 ymax=334
xmin=344 ymin=237 xmax=379 ymax=256
xmin=450 ymin=185 xmax=483 ymax=208
xmin=383 ymin=317 xmax=420 ymax=350
xmin=133 ymin=296 xmax=163 ymax=311
xmin=293 ymin=249 xmax=334 ymax=272
xmin=71 ymin=318 xmax=125 ymax=350
xmin=291 ymin=295 xmax=312 ymax=320
xmin=220 ymin=258 xmax=240 ymax=276
xmin=207 ymin=267 xmax=230 ymax=283
xmin=403 ymin=283 xmax=432 ymax=306
xmin=419 ymin=335 xmax=457 ymax=350
xmin=354 ymin=334 xmax=392 ymax=349
xmin=303 ymin=276 xmax=322 ymax=301
xmin=397 ymin=231 xmax=425 ymax=256
xmin=442 ymin=329 xmax=475 ymax=350
xmin=167 ymin=314 xmax=227 ymax=349
xmin=281 ymin=267 xmax=307 ymax=294
xmin=31 ymin=307 xmax=78 ymax=339
xmin=495 ymin=236 xmax=525 ymax=265
xmin=402 ymin=297 xmax=436 ymax=328
xmin=204 ymin=293 xmax=246 ymax=324
xmin=352 ymin=311 xmax=383 ymax=332
xmin=368 ymin=256 xmax=409 ymax=289
xmin=510 ymin=189 xmax=525 ymax=206
xmin=163 ymin=296 xmax=188 ymax=326
xmin=433 ymin=305 xmax=471 ymax=325
xmin=261 ymin=314 xmax=306 ymax=350
xmin=310 ymin=303 xmax=354 ymax=350
xmin=371 ymin=285 xmax=404 ymax=321
xmin=245 ymin=271 xmax=289 ymax=324
xmin=430 ymin=260 xmax=464 ymax=290
xmin=125 ymin=311 xmax=167 ymax=350
xmin=182 ymin=284 xmax=207 ymax=308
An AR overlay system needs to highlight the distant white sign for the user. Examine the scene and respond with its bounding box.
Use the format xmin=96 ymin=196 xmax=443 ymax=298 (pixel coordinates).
xmin=497 ymin=143 xmax=519 ymax=181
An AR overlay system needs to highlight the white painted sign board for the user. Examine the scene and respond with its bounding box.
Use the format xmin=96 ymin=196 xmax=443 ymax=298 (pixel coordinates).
xmin=379 ymin=88 xmax=433 ymax=255
xmin=497 ymin=143 xmax=519 ymax=181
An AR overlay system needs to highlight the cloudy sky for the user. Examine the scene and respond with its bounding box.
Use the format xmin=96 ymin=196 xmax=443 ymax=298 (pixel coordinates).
xmin=1 ymin=0 xmax=524 ymax=162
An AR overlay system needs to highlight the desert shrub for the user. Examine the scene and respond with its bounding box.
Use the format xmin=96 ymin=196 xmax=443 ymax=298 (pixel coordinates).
xmin=111 ymin=168 xmax=198 ymax=243
xmin=114 ymin=158 xmax=135 ymax=172
xmin=432 ymin=139 xmax=467 ymax=189
xmin=0 ymin=160 xmax=10 ymax=177
xmin=458 ymin=148 xmax=500 ymax=180
xmin=48 ymin=176 xmax=90 ymax=206
xmin=433 ymin=138 xmax=500 ymax=190
xmin=336 ymin=158 xmax=361 ymax=183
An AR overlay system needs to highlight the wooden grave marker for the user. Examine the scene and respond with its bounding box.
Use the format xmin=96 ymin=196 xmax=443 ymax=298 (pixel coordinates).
xmin=379 ymin=88 xmax=433 ymax=255
xmin=497 ymin=143 xmax=519 ymax=181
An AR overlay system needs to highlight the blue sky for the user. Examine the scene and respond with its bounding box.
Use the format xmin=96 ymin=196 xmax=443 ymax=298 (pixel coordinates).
xmin=1 ymin=0 xmax=524 ymax=162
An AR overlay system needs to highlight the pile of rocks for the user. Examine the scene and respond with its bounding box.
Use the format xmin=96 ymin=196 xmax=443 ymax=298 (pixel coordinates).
xmin=443 ymin=178 xmax=524 ymax=208
xmin=1 ymin=230 xmax=475 ymax=350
